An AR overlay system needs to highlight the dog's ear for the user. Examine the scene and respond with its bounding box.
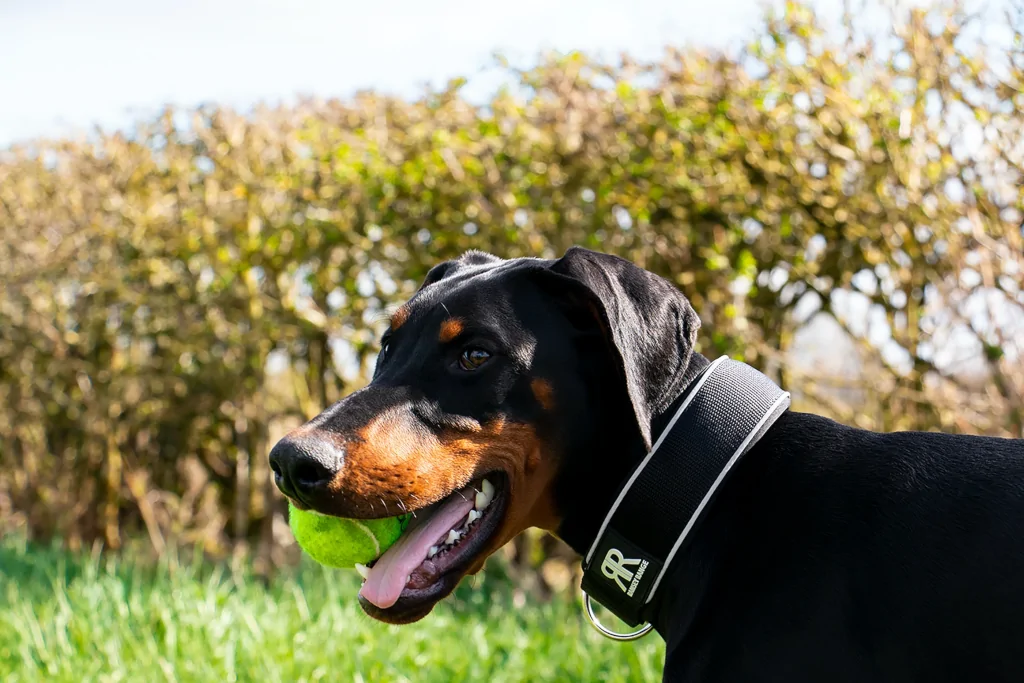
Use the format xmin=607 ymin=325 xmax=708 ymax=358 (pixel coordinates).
xmin=542 ymin=247 xmax=701 ymax=449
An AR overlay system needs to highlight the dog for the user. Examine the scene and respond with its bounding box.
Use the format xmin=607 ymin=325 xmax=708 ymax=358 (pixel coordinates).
xmin=270 ymin=247 xmax=1024 ymax=682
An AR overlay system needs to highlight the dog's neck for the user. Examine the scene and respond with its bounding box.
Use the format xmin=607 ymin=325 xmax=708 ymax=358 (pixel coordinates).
xmin=555 ymin=351 xmax=711 ymax=556
xmin=553 ymin=351 xmax=722 ymax=636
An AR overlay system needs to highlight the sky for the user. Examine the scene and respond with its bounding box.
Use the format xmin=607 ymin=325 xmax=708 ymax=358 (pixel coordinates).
xmin=0 ymin=0 xmax=846 ymax=146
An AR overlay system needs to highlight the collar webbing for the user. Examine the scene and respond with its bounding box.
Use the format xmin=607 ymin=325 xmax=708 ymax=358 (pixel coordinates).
xmin=580 ymin=357 xmax=791 ymax=635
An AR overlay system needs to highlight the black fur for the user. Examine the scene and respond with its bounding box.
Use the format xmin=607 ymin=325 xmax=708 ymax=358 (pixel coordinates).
xmin=271 ymin=246 xmax=1024 ymax=681
xmin=545 ymin=248 xmax=1024 ymax=682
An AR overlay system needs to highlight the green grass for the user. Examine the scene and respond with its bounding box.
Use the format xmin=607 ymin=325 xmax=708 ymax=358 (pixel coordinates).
xmin=0 ymin=537 xmax=664 ymax=682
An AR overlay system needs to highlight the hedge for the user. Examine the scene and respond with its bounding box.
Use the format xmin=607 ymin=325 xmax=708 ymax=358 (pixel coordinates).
xmin=1 ymin=2 xmax=1021 ymax=574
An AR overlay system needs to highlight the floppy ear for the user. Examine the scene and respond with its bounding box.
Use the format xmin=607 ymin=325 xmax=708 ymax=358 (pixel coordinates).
xmin=543 ymin=247 xmax=701 ymax=449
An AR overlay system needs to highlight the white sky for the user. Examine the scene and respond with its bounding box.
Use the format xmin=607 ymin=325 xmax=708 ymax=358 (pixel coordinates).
xmin=0 ymin=0 xmax=847 ymax=146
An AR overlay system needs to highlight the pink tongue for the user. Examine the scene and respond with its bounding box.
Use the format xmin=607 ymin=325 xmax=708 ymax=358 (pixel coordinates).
xmin=359 ymin=488 xmax=475 ymax=609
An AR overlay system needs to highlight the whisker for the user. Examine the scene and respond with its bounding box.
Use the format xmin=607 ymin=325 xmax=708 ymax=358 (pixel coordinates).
xmin=407 ymin=494 xmax=422 ymax=517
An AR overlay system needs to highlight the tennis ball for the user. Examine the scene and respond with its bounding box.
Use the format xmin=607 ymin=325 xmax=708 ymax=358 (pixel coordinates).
xmin=288 ymin=502 xmax=411 ymax=569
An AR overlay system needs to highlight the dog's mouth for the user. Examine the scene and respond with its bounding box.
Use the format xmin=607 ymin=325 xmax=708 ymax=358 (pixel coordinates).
xmin=356 ymin=472 xmax=509 ymax=623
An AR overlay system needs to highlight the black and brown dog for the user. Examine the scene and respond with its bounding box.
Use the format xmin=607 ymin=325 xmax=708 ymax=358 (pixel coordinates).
xmin=270 ymin=247 xmax=1024 ymax=682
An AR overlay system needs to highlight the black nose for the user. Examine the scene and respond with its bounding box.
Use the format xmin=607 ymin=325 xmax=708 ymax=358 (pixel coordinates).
xmin=268 ymin=435 xmax=342 ymax=504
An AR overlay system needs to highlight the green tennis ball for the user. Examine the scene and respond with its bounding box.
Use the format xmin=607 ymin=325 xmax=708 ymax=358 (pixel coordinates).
xmin=288 ymin=502 xmax=411 ymax=569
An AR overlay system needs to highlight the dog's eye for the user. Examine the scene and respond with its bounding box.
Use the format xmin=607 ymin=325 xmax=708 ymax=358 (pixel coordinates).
xmin=458 ymin=348 xmax=491 ymax=371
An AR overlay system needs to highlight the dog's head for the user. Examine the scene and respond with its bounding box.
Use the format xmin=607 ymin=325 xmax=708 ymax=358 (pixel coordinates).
xmin=269 ymin=247 xmax=700 ymax=623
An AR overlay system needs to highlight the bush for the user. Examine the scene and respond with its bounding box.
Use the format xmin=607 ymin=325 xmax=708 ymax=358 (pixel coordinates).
xmin=1 ymin=1 xmax=1021 ymax=573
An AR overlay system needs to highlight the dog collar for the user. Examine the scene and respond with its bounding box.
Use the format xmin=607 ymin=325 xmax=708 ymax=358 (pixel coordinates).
xmin=580 ymin=356 xmax=791 ymax=640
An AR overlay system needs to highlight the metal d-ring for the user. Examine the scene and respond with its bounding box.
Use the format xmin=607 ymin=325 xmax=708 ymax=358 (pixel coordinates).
xmin=582 ymin=592 xmax=654 ymax=642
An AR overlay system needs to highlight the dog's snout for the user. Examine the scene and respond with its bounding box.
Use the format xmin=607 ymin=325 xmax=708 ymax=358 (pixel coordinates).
xmin=268 ymin=435 xmax=343 ymax=503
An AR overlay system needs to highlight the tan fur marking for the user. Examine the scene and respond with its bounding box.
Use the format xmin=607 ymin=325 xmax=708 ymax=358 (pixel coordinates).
xmin=391 ymin=305 xmax=411 ymax=330
xmin=439 ymin=317 xmax=464 ymax=343
xmin=317 ymin=405 xmax=563 ymax=611
xmin=531 ymin=379 xmax=555 ymax=411
xmin=325 ymin=408 xmax=560 ymax=538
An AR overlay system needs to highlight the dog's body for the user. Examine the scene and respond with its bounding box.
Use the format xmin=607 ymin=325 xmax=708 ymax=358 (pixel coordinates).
xmin=653 ymin=410 xmax=1024 ymax=682
xmin=270 ymin=247 xmax=1024 ymax=682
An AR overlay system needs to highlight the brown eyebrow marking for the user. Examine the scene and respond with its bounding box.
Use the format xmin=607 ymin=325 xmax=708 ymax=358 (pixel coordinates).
xmin=391 ymin=305 xmax=411 ymax=330
xmin=439 ymin=317 xmax=464 ymax=343
xmin=531 ymin=378 xmax=555 ymax=411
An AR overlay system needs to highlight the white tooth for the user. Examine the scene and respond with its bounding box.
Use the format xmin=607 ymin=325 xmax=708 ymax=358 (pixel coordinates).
xmin=475 ymin=479 xmax=495 ymax=510
xmin=468 ymin=510 xmax=482 ymax=524
xmin=446 ymin=529 xmax=462 ymax=545
xmin=428 ymin=546 xmax=439 ymax=558
xmin=355 ymin=563 xmax=369 ymax=580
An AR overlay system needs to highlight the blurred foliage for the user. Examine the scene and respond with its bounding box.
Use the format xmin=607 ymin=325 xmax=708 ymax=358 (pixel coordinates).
xmin=1 ymin=1 xmax=1022 ymax=585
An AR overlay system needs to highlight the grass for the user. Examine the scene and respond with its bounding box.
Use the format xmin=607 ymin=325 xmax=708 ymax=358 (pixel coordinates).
xmin=0 ymin=536 xmax=664 ymax=682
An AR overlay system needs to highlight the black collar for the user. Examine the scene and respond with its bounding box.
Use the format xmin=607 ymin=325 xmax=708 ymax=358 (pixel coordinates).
xmin=576 ymin=357 xmax=791 ymax=635
xmin=556 ymin=355 xmax=711 ymax=555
